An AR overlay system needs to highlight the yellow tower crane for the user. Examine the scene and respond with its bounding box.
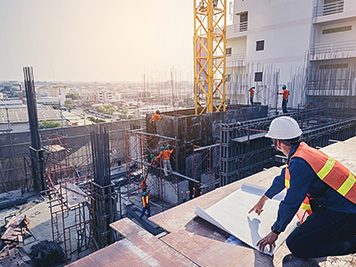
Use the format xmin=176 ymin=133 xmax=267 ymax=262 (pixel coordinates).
xmin=194 ymin=0 xmax=226 ymax=114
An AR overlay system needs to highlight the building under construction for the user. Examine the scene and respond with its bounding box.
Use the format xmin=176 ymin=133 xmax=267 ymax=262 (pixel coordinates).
xmin=1 ymin=0 xmax=356 ymax=266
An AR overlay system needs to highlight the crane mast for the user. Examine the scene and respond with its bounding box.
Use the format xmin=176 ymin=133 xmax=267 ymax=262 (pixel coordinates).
xmin=194 ymin=0 xmax=226 ymax=114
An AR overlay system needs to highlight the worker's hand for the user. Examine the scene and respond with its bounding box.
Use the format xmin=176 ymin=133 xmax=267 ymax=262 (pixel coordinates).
xmin=248 ymin=195 xmax=268 ymax=216
xmin=256 ymin=231 xmax=278 ymax=253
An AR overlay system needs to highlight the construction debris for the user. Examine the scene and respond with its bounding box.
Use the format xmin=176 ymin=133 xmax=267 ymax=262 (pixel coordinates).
xmin=0 ymin=246 xmax=31 ymax=267
xmin=1 ymin=216 xmax=30 ymax=247
xmin=29 ymin=240 xmax=65 ymax=267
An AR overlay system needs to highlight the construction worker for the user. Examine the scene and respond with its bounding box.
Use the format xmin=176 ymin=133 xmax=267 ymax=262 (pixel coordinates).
xmin=140 ymin=191 xmax=151 ymax=219
xmin=249 ymin=86 xmax=255 ymax=106
xmin=279 ymin=85 xmax=290 ymax=113
xmin=139 ymin=173 xmax=148 ymax=192
xmin=150 ymin=110 xmax=162 ymax=135
xmin=155 ymin=145 xmax=174 ymax=176
xmin=249 ymin=116 xmax=356 ymax=262
xmin=149 ymin=154 xmax=158 ymax=168
xmin=304 ymin=101 xmax=313 ymax=109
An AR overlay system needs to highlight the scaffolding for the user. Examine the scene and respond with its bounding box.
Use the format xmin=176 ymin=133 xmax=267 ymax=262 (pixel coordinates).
xmin=193 ymin=142 xmax=221 ymax=196
xmin=125 ymin=129 xmax=182 ymax=211
xmin=42 ymin=134 xmax=95 ymax=264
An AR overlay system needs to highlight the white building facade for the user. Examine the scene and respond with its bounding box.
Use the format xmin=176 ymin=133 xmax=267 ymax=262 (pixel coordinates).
xmin=226 ymin=0 xmax=356 ymax=109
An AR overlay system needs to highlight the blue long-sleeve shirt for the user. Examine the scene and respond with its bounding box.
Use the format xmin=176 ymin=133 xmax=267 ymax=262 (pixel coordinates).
xmin=265 ymin=143 xmax=356 ymax=233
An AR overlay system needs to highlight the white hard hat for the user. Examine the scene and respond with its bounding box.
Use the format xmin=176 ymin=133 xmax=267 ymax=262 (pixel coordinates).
xmin=265 ymin=116 xmax=302 ymax=139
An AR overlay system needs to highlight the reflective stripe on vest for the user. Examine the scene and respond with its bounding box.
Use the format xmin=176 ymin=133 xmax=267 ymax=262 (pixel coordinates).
xmin=285 ymin=166 xmax=312 ymax=215
xmin=142 ymin=196 xmax=149 ymax=207
xmin=291 ymin=142 xmax=356 ymax=204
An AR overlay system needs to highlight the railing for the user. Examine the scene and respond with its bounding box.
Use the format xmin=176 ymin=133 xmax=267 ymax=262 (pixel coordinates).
xmin=310 ymin=39 xmax=356 ymax=55
xmin=226 ymin=53 xmax=246 ymax=62
xmin=233 ymin=21 xmax=248 ymax=33
xmin=313 ymin=0 xmax=344 ymax=17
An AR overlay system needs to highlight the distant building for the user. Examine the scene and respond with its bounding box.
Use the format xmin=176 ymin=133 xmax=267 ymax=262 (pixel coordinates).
xmin=96 ymin=90 xmax=113 ymax=103
xmin=0 ymin=105 xmax=65 ymax=133
xmin=226 ymin=0 xmax=356 ymax=108
xmin=0 ymin=99 xmax=24 ymax=107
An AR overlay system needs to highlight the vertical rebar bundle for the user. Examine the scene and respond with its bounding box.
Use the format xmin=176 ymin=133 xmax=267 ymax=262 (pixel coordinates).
xmin=90 ymin=124 xmax=117 ymax=247
xmin=90 ymin=124 xmax=111 ymax=186
xmin=23 ymin=66 xmax=45 ymax=193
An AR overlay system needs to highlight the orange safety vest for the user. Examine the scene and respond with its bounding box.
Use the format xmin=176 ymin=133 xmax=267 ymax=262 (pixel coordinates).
xmin=142 ymin=194 xmax=150 ymax=208
xmin=286 ymin=142 xmax=356 ymax=223
xmin=280 ymin=89 xmax=290 ymax=99
xmin=151 ymin=113 xmax=162 ymax=122
xmin=249 ymin=88 xmax=255 ymax=97
xmin=163 ymin=149 xmax=173 ymax=161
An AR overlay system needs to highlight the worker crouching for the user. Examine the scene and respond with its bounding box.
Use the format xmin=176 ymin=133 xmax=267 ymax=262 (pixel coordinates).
xmin=249 ymin=116 xmax=356 ymax=262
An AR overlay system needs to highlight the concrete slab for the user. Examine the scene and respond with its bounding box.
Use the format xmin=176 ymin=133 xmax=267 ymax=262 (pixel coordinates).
xmin=68 ymin=137 xmax=356 ymax=266
xmin=68 ymin=218 xmax=197 ymax=267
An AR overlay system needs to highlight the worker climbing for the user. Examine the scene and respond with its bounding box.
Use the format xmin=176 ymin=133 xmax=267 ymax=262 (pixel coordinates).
xmin=155 ymin=145 xmax=174 ymax=177
xmin=249 ymin=86 xmax=255 ymax=106
xmin=279 ymin=85 xmax=290 ymax=113
xmin=140 ymin=191 xmax=151 ymax=219
xmin=139 ymin=172 xmax=148 ymax=192
xmin=149 ymin=154 xmax=158 ymax=168
xmin=150 ymin=110 xmax=162 ymax=135
xmin=249 ymin=116 xmax=356 ymax=263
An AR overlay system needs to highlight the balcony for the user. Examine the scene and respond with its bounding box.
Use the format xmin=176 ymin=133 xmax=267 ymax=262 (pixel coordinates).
xmin=227 ymin=21 xmax=248 ymax=39
xmin=309 ymin=39 xmax=356 ymax=60
xmin=313 ymin=0 xmax=344 ymax=17
xmin=234 ymin=21 xmax=248 ymax=33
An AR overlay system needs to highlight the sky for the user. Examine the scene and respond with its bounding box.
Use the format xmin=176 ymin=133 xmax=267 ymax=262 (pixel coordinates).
xmin=0 ymin=0 xmax=194 ymax=82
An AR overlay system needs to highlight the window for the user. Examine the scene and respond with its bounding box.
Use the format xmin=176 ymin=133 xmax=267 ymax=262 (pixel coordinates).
xmin=322 ymin=26 xmax=351 ymax=34
xmin=239 ymin=12 xmax=248 ymax=32
xmin=226 ymin=47 xmax=232 ymax=56
xmin=226 ymin=74 xmax=231 ymax=82
xmin=323 ymin=0 xmax=344 ymax=16
xmin=254 ymin=72 xmax=263 ymax=82
xmin=256 ymin=40 xmax=264 ymax=51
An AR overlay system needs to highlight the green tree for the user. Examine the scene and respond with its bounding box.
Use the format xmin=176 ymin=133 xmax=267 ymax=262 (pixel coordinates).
xmin=88 ymin=116 xmax=105 ymax=123
xmin=39 ymin=120 xmax=61 ymax=129
xmin=66 ymin=92 xmax=79 ymax=100
xmin=64 ymin=99 xmax=75 ymax=111
xmin=95 ymin=104 xmax=116 ymax=114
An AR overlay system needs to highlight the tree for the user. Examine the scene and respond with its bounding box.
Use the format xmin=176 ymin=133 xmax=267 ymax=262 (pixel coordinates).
xmin=39 ymin=120 xmax=61 ymax=129
xmin=66 ymin=92 xmax=79 ymax=100
xmin=88 ymin=116 xmax=105 ymax=123
xmin=64 ymin=99 xmax=74 ymax=111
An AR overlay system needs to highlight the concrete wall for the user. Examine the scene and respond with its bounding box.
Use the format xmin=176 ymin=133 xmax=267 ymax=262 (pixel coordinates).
xmin=146 ymin=173 xmax=189 ymax=205
xmin=146 ymin=106 xmax=268 ymax=176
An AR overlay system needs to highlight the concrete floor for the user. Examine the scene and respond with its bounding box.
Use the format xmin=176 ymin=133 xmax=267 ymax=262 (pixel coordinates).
xmin=69 ymin=136 xmax=356 ymax=267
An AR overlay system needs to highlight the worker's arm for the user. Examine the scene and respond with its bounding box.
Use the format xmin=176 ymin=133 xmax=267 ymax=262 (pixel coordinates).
xmin=271 ymin=158 xmax=315 ymax=233
xmin=249 ymin=169 xmax=285 ymax=215
xmin=264 ymin=168 xmax=286 ymax=199
xmin=155 ymin=152 xmax=162 ymax=160
xmin=255 ymin=160 xmax=315 ymax=253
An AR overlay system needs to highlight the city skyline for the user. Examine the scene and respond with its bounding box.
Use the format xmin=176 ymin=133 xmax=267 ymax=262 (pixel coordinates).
xmin=0 ymin=0 xmax=194 ymax=82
